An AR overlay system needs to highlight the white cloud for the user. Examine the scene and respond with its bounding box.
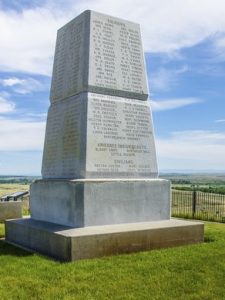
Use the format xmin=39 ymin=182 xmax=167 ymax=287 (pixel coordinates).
xmin=212 ymin=34 xmax=225 ymax=61
xmin=0 ymin=77 xmax=47 ymax=94
xmin=0 ymin=96 xmax=15 ymax=113
xmin=170 ymin=130 xmax=225 ymax=144
xmin=0 ymin=118 xmax=45 ymax=151
xmin=156 ymin=130 xmax=225 ymax=170
xmin=149 ymin=65 xmax=188 ymax=91
xmin=151 ymin=98 xmax=202 ymax=111
xmin=0 ymin=1 xmax=225 ymax=74
xmin=216 ymin=36 xmax=225 ymax=48
xmin=0 ymin=8 xmax=65 ymax=75
xmin=215 ymin=119 xmax=225 ymax=123
xmin=24 ymin=112 xmax=47 ymax=119
xmin=1 ymin=78 xmax=23 ymax=86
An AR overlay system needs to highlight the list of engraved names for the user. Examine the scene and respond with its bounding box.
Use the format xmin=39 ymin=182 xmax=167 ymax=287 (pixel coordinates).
xmin=87 ymin=94 xmax=155 ymax=174
xmin=89 ymin=13 xmax=147 ymax=96
xmin=42 ymin=95 xmax=84 ymax=178
xmin=50 ymin=14 xmax=86 ymax=102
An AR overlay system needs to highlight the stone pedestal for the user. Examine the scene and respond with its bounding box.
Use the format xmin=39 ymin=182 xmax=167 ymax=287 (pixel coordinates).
xmin=30 ymin=179 xmax=170 ymax=227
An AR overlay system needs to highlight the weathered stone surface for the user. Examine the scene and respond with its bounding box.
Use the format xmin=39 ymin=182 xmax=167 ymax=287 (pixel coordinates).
xmin=50 ymin=10 xmax=148 ymax=102
xmin=0 ymin=201 xmax=22 ymax=222
xmin=30 ymin=179 xmax=170 ymax=227
xmin=5 ymin=218 xmax=204 ymax=261
xmin=42 ymin=93 xmax=87 ymax=179
xmin=42 ymin=93 xmax=158 ymax=179
xmin=50 ymin=11 xmax=89 ymax=102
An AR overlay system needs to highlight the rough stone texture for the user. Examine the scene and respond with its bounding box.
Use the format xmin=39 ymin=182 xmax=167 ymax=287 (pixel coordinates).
xmin=30 ymin=179 xmax=170 ymax=227
xmin=5 ymin=218 xmax=204 ymax=261
xmin=50 ymin=10 xmax=148 ymax=102
xmin=42 ymin=93 xmax=158 ymax=179
xmin=0 ymin=201 xmax=22 ymax=223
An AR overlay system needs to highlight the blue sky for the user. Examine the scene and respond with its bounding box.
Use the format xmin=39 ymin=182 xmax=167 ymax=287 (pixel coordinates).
xmin=0 ymin=0 xmax=225 ymax=175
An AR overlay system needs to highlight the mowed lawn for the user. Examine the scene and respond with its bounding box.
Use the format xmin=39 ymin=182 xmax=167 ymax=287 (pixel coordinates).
xmin=0 ymin=223 xmax=224 ymax=299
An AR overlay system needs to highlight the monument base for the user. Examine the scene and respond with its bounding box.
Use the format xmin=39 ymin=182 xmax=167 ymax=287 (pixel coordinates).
xmin=30 ymin=179 xmax=171 ymax=227
xmin=5 ymin=218 xmax=204 ymax=261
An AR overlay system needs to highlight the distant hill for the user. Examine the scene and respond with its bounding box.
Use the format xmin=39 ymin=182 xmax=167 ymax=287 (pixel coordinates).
xmin=0 ymin=176 xmax=41 ymax=184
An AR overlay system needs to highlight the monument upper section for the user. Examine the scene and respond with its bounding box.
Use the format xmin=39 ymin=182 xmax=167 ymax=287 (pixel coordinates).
xmin=50 ymin=10 xmax=148 ymax=102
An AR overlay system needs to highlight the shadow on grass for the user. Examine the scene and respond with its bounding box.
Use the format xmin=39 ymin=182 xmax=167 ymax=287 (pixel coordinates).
xmin=0 ymin=239 xmax=33 ymax=257
xmin=204 ymin=236 xmax=215 ymax=243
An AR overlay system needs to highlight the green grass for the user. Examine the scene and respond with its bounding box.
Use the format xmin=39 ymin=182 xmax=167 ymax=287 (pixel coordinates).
xmin=0 ymin=223 xmax=225 ymax=299
xmin=0 ymin=223 xmax=4 ymax=238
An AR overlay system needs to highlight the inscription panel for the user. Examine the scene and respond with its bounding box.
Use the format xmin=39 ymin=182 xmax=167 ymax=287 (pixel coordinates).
xmin=42 ymin=94 xmax=87 ymax=178
xmin=86 ymin=93 xmax=158 ymax=177
xmin=50 ymin=11 xmax=89 ymax=102
xmin=89 ymin=11 xmax=148 ymax=100
xmin=50 ymin=10 xmax=148 ymax=102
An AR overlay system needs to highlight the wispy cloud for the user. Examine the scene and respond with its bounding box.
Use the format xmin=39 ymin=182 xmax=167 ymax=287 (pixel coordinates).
xmin=24 ymin=112 xmax=47 ymax=119
xmin=170 ymin=130 xmax=225 ymax=144
xmin=0 ymin=77 xmax=48 ymax=94
xmin=156 ymin=130 xmax=225 ymax=170
xmin=215 ymin=119 xmax=225 ymax=123
xmin=151 ymin=97 xmax=202 ymax=111
xmin=0 ymin=118 xmax=45 ymax=151
xmin=1 ymin=78 xmax=23 ymax=86
xmin=0 ymin=96 xmax=15 ymax=113
xmin=149 ymin=65 xmax=188 ymax=91
xmin=212 ymin=33 xmax=225 ymax=62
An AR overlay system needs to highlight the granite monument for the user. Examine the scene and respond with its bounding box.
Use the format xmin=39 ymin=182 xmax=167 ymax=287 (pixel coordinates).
xmin=6 ymin=11 xmax=204 ymax=261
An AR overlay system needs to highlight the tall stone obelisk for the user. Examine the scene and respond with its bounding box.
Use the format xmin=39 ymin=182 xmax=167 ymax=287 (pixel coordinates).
xmin=6 ymin=11 xmax=204 ymax=261
xmin=42 ymin=10 xmax=158 ymax=180
xmin=31 ymin=10 xmax=169 ymax=227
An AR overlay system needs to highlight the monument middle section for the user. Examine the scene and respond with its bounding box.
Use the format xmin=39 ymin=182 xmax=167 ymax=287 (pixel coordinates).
xmin=42 ymin=92 xmax=158 ymax=179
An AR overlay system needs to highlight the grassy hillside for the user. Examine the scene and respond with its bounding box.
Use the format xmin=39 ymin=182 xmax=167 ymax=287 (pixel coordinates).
xmin=0 ymin=183 xmax=29 ymax=197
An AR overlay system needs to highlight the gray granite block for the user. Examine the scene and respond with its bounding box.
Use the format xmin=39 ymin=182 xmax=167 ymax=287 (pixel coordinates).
xmin=50 ymin=10 xmax=148 ymax=102
xmin=30 ymin=179 xmax=170 ymax=227
xmin=42 ymin=93 xmax=158 ymax=179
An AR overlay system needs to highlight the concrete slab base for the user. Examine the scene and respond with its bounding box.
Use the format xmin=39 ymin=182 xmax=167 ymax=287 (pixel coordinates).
xmin=5 ymin=218 xmax=204 ymax=261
